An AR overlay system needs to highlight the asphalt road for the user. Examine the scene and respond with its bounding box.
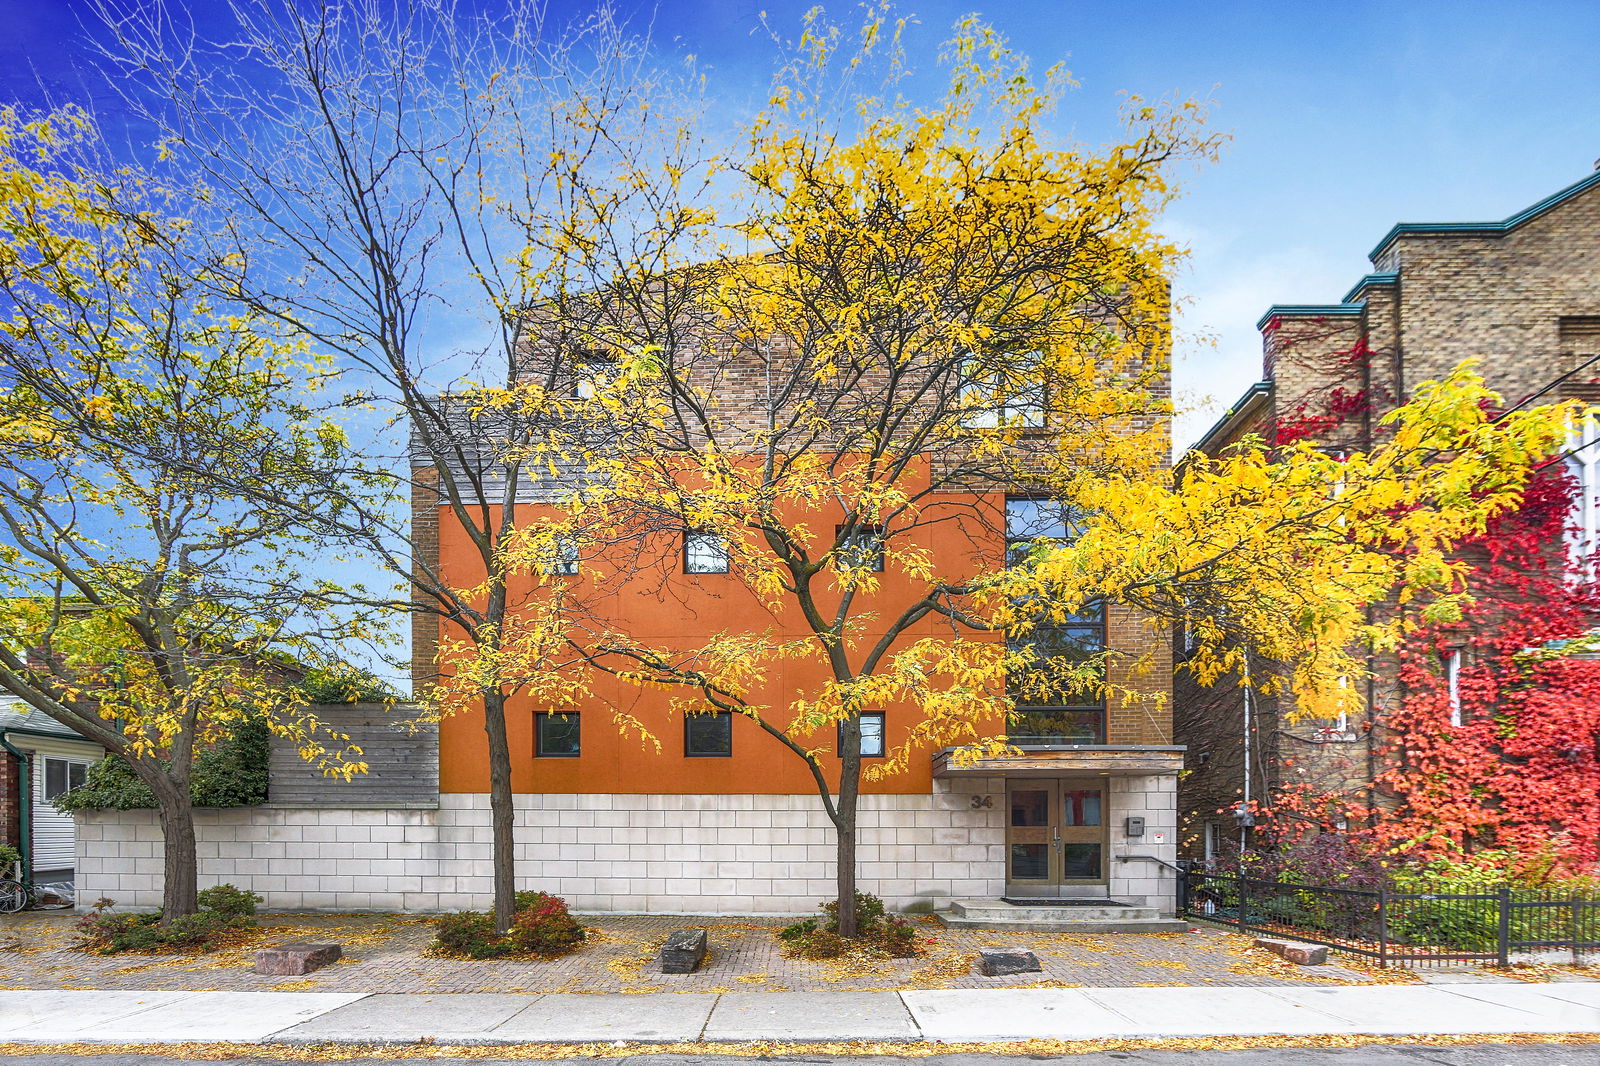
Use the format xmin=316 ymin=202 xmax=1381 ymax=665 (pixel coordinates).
xmin=1 ymin=1049 xmax=1595 ymax=1066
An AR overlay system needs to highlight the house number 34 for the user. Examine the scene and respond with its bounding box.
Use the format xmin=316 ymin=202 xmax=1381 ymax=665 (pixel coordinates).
xmin=970 ymin=795 xmax=994 ymax=809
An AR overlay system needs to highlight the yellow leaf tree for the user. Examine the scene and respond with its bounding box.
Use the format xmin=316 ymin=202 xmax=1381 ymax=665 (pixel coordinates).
xmin=470 ymin=11 xmax=1574 ymax=937
xmin=0 ymin=108 xmax=369 ymax=920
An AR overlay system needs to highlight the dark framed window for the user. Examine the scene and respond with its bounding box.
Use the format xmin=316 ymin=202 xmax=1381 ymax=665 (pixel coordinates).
xmin=535 ymin=712 xmax=581 ymax=757
xmin=684 ymin=531 xmax=730 ymax=574
xmin=960 ymin=351 xmax=1046 ymax=428
xmin=684 ymin=711 xmax=733 ymax=756
xmin=1005 ymin=497 xmax=1084 ymax=568
xmin=836 ymin=525 xmax=885 ymax=572
xmin=1007 ymin=601 xmax=1106 ymax=745
xmin=572 ymin=350 xmax=618 ymax=399
xmin=838 ymin=712 xmax=886 ymax=758
xmin=41 ymin=757 xmax=88 ymax=801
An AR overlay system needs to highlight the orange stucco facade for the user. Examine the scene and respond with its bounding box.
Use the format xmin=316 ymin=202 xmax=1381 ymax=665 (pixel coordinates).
xmin=434 ymin=478 xmax=1009 ymax=797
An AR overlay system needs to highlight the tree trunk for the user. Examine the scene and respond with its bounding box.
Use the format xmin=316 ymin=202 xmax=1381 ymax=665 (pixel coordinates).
xmin=483 ymin=688 xmax=518 ymax=933
xmin=148 ymin=775 xmax=199 ymax=920
xmin=835 ymin=717 xmax=862 ymax=938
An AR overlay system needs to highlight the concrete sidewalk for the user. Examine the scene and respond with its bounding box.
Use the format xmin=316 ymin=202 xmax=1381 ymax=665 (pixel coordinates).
xmin=2 ymin=984 xmax=1599 ymax=1045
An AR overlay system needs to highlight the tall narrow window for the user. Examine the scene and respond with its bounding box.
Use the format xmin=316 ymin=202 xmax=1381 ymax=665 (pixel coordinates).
xmin=538 ymin=534 xmax=580 ymax=576
xmin=1446 ymin=649 xmax=1463 ymax=726
xmin=684 ymin=531 xmax=730 ymax=574
xmin=1004 ymin=496 xmax=1100 ymax=743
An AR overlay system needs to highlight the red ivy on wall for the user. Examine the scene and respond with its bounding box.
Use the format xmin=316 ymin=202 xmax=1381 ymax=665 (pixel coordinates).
xmin=1369 ymin=469 xmax=1600 ymax=871
xmin=1254 ymin=335 xmax=1600 ymax=873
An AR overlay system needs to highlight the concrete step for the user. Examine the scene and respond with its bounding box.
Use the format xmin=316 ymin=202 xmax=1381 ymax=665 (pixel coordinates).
xmin=950 ymin=898 xmax=1161 ymax=922
xmin=935 ymin=909 xmax=1192 ymax=934
xmin=936 ymin=897 xmax=1190 ymax=934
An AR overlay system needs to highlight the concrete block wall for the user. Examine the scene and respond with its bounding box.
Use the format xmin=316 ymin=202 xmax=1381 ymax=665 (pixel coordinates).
xmin=1106 ymin=774 xmax=1181 ymax=910
xmin=76 ymin=774 xmax=1180 ymax=915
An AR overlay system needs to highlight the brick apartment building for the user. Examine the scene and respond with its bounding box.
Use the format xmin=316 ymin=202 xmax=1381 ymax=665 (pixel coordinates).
xmin=1177 ymin=167 xmax=1600 ymax=862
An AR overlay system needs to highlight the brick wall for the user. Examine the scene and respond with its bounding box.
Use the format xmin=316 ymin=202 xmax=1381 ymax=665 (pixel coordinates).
xmin=0 ymin=750 xmax=20 ymax=862
xmin=1178 ymin=174 xmax=1600 ymax=852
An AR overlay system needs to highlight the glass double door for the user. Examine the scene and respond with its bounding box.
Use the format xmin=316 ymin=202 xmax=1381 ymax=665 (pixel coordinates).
xmin=1005 ymin=779 xmax=1107 ymax=896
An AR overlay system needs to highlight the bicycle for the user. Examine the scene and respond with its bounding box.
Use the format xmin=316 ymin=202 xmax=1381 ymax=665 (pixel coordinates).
xmin=0 ymin=878 xmax=43 ymax=914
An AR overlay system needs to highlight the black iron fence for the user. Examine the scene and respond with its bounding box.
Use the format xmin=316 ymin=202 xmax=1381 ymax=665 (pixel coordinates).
xmin=1182 ymin=870 xmax=1600 ymax=968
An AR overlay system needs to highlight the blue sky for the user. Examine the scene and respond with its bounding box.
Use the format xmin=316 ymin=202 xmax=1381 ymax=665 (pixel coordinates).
xmin=5 ymin=0 xmax=1600 ymax=450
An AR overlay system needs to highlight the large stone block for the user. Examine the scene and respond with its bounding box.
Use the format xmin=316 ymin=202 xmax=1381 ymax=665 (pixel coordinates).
xmin=978 ymin=947 xmax=1042 ymax=976
xmin=659 ymin=929 xmax=709 ymax=973
xmin=1253 ymin=937 xmax=1329 ymax=966
xmin=254 ymin=942 xmax=342 ymax=975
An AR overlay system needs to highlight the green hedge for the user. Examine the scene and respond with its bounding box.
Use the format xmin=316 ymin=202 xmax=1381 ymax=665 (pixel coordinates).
xmin=53 ymin=716 xmax=270 ymax=812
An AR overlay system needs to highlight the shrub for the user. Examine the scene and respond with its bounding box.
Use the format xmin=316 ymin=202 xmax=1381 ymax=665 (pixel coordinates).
xmin=431 ymin=891 xmax=587 ymax=960
xmin=433 ymin=911 xmax=514 ymax=960
xmin=73 ymin=888 xmax=259 ymax=955
xmin=875 ymin=915 xmax=920 ymax=958
xmin=778 ymin=892 xmax=923 ymax=959
xmin=197 ymin=884 xmax=262 ymax=920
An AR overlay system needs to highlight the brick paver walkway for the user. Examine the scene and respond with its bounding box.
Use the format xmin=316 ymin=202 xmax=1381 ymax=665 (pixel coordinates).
xmin=0 ymin=910 xmax=1387 ymax=993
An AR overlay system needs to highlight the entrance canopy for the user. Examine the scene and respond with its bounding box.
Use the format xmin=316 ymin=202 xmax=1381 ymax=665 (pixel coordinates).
xmin=932 ymin=745 xmax=1183 ymax=778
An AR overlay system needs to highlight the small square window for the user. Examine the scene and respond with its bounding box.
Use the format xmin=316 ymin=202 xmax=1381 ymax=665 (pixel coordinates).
xmin=684 ymin=711 xmax=733 ymax=756
xmin=838 ymin=712 xmax=886 ymax=758
xmin=684 ymin=531 xmax=730 ymax=574
xmin=836 ymin=526 xmax=885 ymax=572
xmin=535 ymin=712 xmax=581 ymax=757
xmin=572 ymin=350 xmax=618 ymax=399
xmin=538 ymin=534 xmax=580 ymax=576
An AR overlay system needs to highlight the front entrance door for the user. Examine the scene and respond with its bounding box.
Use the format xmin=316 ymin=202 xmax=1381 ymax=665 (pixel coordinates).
xmin=1005 ymin=779 xmax=1108 ymax=897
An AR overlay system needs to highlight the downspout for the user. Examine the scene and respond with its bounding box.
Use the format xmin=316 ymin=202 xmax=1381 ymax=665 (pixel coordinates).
xmin=0 ymin=732 xmax=30 ymax=878
xmin=1240 ymin=648 xmax=1252 ymax=854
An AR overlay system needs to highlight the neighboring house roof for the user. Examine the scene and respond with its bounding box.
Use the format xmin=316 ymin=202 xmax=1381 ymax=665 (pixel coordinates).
xmin=0 ymin=698 xmax=98 ymax=743
xmin=1368 ymin=168 xmax=1600 ymax=262
xmin=1190 ymin=381 xmax=1272 ymax=457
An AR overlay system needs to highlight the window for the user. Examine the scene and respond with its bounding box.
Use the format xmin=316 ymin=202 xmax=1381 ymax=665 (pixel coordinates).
xmin=1560 ymin=319 xmax=1600 ymax=575
xmin=41 ymin=757 xmax=88 ymax=802
xmin=535 ymin=712 xmax=581 ymax=757
xmin=1005 ymin=497 xmax=1083 ymax=568
xmin=960 ymin=351 xmax=1046 ymax=428
xmin=684 ymin=711 xmax=733 ymax=756
xmin=1446 ymin=648 xmax=1464 ymax=726
xmin=836 ymin=525 xmax=885 ymax=572
xmin=684 ymin=531 xmax=730 ymax=574
xmin=839 ymin=712 xmax=886 ymax=758
xmin=1007 ymin=603 xmax=1106 ymax=745
xmin=1004 ymin=496 xmax=1101 ymax=743
xmin=572 ymin=350 xmax=618 ymax=399
xmin=538 ymin=534 xmax=580 ymax=576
